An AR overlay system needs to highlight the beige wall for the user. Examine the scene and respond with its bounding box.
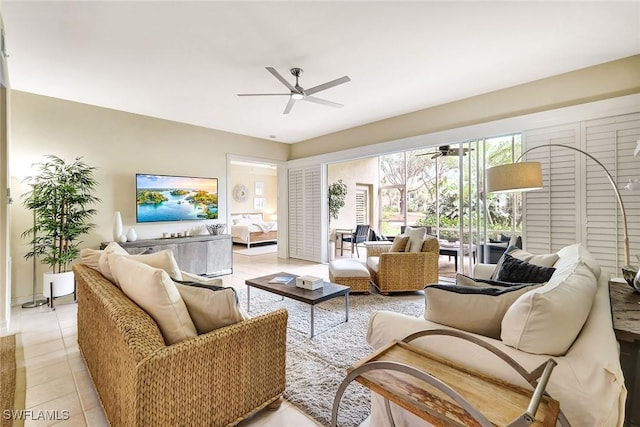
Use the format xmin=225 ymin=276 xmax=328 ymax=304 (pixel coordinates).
xmin=230 ymin=163 xmax=278 ymax=217
xmin=9 ymin=91 xmax=289 ymax=301
xmin=291 ymin=55 xmax=640 ymax=159
xmin=328 ymin=157 xmax=379 ymax=233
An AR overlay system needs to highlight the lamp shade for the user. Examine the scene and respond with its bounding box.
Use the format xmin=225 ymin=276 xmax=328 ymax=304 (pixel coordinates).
xmin=486 ymin=162 xmax=543 ymax=193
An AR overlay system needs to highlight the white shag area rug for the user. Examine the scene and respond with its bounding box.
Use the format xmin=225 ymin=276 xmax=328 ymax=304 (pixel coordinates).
xmin=237 ymin=287 xmax=425 ymax=427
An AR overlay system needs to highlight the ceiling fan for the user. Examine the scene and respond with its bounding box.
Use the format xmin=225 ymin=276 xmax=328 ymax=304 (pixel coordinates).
xmin=419 ymin=145 xmax=474 ymax=159
xmin=237 ymin=67 xmax=351 ymax=114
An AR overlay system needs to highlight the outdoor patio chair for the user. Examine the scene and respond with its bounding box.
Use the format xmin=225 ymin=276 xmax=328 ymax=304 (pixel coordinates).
xmin=342 ymin=224 xmax=370 ymax=257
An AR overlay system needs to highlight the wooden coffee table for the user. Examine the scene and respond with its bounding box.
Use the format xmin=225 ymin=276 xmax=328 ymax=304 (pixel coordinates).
xmin=245 ymin=272 xmax=350 ymax=338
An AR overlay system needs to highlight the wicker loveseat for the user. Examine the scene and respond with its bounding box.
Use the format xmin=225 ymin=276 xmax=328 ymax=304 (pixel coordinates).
xmin=366 ymin=235 xmax=439 ymax=294
xmin=74 ymin=263 xmax=288 ymax=427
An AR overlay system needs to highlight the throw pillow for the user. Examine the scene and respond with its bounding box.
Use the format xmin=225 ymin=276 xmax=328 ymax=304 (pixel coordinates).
xmin=101 ymin=250 xmax=183 ymax=286
xmin=501 ymin=259 xmax=598 ymax=355
xmin=455 ymin=273 xmax=537 ymax=288
xmin=424 ymin=283 xmax=542 ymax=339
xmin=97 ymin=242 xmax=129 ymax=282
xmin=490 ymin=247 xmax=559 ymax=280
xmin=390 ymin=235 xmax=410 ymax=252
xmin=109 ymin=255 xmax=197 ymax=345
xmin=175 ymin=281 xmax=249 ymax=334
xmin=80 ymin=248 xmax=103 ymax=271
xmin=420 ymin=235 xmax=439 ymax=253
xmin=496 ymin=255 xmax=555 ymax=283
xmin=404 ymin=227 xmax=426 ymax=253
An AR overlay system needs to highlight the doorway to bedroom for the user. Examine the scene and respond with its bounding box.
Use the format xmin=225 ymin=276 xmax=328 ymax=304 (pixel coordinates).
xmin=229 ymin=159 xmax=279 ymax=256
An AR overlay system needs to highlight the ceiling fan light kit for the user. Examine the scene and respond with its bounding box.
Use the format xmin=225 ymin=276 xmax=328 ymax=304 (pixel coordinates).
xmin=238 ymin=67 xmax=351 ymax=114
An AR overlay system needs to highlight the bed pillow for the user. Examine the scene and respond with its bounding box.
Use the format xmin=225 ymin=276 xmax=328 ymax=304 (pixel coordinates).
xmin=390 ymin=235 xmax=410 ymax=252
xmin=109 ymin=255 xmax=197 ymax=345
xmin=495 ymin=255 xmax=555 ymax=284
xmin=424 ymin=283 xmax=542 ymax=339
xmin=175 ymin=282 xmax=249 ymax=334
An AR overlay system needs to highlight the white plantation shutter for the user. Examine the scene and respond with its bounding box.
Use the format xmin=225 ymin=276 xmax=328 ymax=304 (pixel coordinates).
xmin=522 ymin=124 xmax=580 ymax=254
xmin=523 ymin=114 xmax=640 ymax=275
xmin=584 ymin=113 xmax=640 ymax=276
xmin=356 ymin=190 xmax=366 ymax=225
xmin=288 ymin=166 xmax=322 ymax=262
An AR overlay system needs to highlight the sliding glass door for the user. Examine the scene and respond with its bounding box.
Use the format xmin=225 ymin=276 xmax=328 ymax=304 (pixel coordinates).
xmin=378 ymin=134 xmax=522 ymax=274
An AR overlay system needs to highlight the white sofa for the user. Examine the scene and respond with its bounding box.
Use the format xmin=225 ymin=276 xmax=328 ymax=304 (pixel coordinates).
xmin=366 ymin=243 xmax=626 ymax=426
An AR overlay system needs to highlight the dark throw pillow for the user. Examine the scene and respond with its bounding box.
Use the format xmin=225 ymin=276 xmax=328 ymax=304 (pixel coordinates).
xmin=496 ymin=254 xmax=555 ymax=283
xmin=456 ymin=273 xmax=534 ymax=288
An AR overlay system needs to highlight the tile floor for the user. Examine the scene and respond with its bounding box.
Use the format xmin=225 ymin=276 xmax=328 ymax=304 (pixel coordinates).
xmin=2 ymin=245 xmax=465 ymax=426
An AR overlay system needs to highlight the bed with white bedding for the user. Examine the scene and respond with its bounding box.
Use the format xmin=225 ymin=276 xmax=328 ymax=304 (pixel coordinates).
xmin=230 ymin=213 xmax=278 ymax=248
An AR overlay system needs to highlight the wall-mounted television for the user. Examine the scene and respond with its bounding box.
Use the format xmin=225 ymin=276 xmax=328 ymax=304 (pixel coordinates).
xmin=136 ymin=174 xmax=218 ymax=223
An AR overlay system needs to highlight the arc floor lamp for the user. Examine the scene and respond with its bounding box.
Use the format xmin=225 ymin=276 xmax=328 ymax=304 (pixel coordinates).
xmin=486 ymin=143 xmax=630 ymax=269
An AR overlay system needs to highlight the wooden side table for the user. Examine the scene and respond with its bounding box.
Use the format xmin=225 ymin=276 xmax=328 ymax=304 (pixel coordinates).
xmin=331 ymin=330 xmax=565 ymax=427
xmin=609 ymin=278 xmax=640 ymax=427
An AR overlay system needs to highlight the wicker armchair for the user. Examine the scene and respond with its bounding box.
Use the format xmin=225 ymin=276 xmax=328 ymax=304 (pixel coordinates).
xmin=366 ymin=235 xmax=439 ymax=294
xmin=74 ymin=263 xmax=287 ymax=427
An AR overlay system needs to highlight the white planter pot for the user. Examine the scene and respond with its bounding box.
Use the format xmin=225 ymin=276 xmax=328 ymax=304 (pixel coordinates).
xmin=43 ymin=271 xmax=75 ymax=298
xmin=328 ymin=241 xmax=336 ymax=261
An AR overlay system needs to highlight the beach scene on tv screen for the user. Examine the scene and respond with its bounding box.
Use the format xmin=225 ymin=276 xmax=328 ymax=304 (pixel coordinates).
xmin=136 ymin=174 xmax=218 ymax=222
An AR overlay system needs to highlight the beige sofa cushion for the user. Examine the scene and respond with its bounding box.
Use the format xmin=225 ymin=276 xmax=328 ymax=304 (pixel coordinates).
xmin=176 ymin=284 xmax=249 ymax=334
xmin=93 ymin=242 xmax=128 ymax=281
xmin=97 ymin=243 xmax=183 ymax=285
xmin=366 ymin=256 xmax=379 ymax=273
xmin=501 ymin=243 xmax=599 ymax=356
xmin=109 ymin=255 xmax=197 ymax=345
xmin=79 ymin=247 xmax=103 ymax=271
xmin=425 ymin=283 xmax=541 ymax=339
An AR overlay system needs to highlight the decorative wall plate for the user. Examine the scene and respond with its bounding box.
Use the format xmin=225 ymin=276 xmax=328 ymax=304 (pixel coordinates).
xmin=233 ymin=184 xmax=249 ymax=202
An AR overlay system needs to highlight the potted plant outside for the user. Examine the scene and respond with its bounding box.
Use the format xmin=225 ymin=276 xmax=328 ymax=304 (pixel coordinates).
xmin=22 ymin=155 xmax=100 ymax=301
xmin=328 ymin=180 xmax=348 ymax=259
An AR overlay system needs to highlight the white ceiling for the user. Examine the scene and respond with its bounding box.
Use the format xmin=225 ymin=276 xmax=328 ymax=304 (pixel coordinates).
xmin=2 ymin=1 xmax=639 ymax=144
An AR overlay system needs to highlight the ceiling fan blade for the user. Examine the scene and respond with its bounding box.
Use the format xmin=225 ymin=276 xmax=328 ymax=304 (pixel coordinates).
xmin=305 ymin=76 xmax=351 ymax=95
xmin=431 ymin=152 xmax=442 ymax=159
xmin=266 ymin=67 xmax=296 ymax=92
xmin=237 ymin=93 xmax=291 ymax=96
xmin=303 ymin=95 xmax=343 ymax=108
xmin=283 ymin=97 xmax=296 ymax=114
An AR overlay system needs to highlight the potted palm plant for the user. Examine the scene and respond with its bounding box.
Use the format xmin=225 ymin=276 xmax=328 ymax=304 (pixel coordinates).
xmin=22 ymin=155 xmax=100 ymax=303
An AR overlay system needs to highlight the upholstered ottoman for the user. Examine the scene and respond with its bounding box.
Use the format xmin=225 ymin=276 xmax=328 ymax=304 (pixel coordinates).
xmin=329 ymin=259 xmax=371 ymax=294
